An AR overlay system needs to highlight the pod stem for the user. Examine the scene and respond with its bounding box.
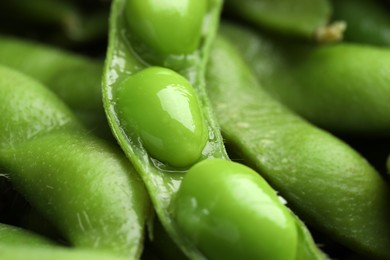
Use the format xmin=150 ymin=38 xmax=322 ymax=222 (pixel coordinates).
xmin=315 ymin=21 xmax=347 ymax=43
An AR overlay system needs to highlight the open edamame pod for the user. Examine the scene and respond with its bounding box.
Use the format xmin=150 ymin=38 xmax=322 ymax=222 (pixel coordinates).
xmin=221 ymin=22 xmax=390 ymax=136
xmin=0 ymin=65 xmax=150 ymax=259
xmin=172 ymin=158 xmax=328 ymax=260
xmin=331 ymin=0 xmax=390 ymax=46
xmin=224 ymin=0 xmax=345 ymax=42
xmin=102 ymin=0 xmax=227 ymax=258
xmin=206 ymin=31 xmax=390 ymax=259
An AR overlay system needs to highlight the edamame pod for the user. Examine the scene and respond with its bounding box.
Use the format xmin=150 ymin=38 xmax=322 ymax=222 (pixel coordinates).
xmin=206 ymin=32 xmax=390 ymax=259
xmin=0 ymin=0 xmax=108 ymax=44
xmin=331 ymin=0 xmax=390 ymax=46
xmin=0 ymin=0 xmax=81 ymax=37
xmin=147 ymin=216 xmax=187 ymax=260
xmin=0 ymin=224 xmax=128 ymax=259
xmin=0 ymin=65 xmax=150 ymax=258
xmin=0 ymin=244 xmax=129 ymax=260
xmin=0 ymin=36 xmax=101 ymax=112
xmin=0 ymin=177 xmax=35 ymax=230
xmin=102 ymin=0 xmax=227 ymax=258
xmin=0 ymin=222 xmax=129 ymax=259
xmin=387 ymin=156 xmax=390 ymax=174
xmin=0 ymin=223 xmax=54 ymax=246
xmin=221 ymin=22 xmax=390 ymax=136
xmin=173 ymin=158 xmax=327 ymax=260
xmin=0 ymin=36 xmax=107 ymax=136
xmin=340 ymin=136 xmax=390 ymax=175
xmin=224 ymin=0 xmax=344 ymax=42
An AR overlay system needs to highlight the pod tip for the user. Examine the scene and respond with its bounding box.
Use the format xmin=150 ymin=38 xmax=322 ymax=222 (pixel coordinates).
xmin=314 ymin=21 xmax=347 ymax=44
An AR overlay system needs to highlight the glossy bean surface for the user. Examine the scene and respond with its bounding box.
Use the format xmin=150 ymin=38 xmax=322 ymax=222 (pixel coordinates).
xmin=2 ymin=1 xmax=389 ymax=259
xmin=115 ymin=66 xmax=207 ymax=168
xmin=173 ymin=159 xmax=298 ymax=260
xmin=125 ymin=0 xmax=207 ymax=55
xmin=206 ymin=31 xmax=390 ymax=259
xmin=102 ymin=0 xmax=226 ymax=258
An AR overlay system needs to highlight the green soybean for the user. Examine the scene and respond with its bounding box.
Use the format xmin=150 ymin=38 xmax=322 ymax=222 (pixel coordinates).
xmin=125 ymin=0 xmax=207 ymax=56
xmin=224 ymin=0 xmax=344 ymax=42
xmin=206 ymin=30 xmax=390 ymax=259
xmin=331 ymin=0 xmax=390 ymax=46
xmin=103 ymin=0 xmax=227 ymax=258
xmin=0 ymin=65 xmax=150 ymax=258
xmin=115 ymin=67 xmax=208 ymax=168
xmin=220 ymin=22 xmax=390 ymax=136
xmin=173 ymin=159 xmax=298 ymax=260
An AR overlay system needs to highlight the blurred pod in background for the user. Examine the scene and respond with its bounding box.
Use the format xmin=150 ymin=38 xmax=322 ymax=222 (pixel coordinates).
xmin=0 ymin=0 xmax=110 ymax=55
xmin=331 ymin=0 xmax=390 ymax=46
xmin=223 ymin=0 xmax=346 ymax=43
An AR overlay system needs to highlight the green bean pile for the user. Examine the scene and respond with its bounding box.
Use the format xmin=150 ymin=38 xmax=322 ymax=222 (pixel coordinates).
xmin=1 ymin=0 xmax=390 ymax=259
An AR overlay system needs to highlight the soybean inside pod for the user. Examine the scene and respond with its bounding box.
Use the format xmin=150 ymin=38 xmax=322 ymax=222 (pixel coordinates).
xmin=102 ymin=0 xmax=227 ymax=258
xmin=172 ymin=158 xmax=329 ymax=260
xmin=207 ymin=23 xmax=390 ymax=259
